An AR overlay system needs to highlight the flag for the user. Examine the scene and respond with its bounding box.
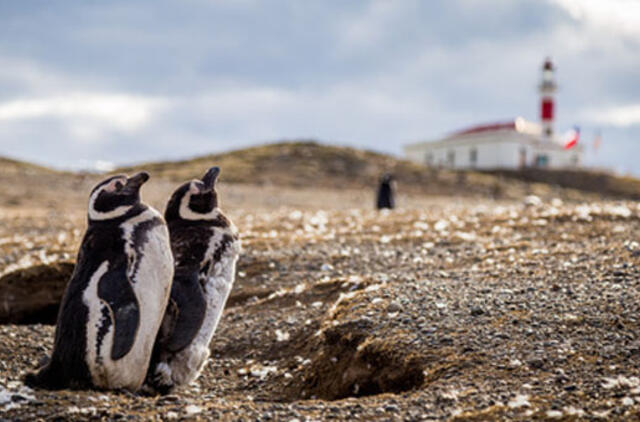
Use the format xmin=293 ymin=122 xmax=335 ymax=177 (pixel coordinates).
xmin=593 ymin=130 xmax=602 ymax=151
xmin=563 ymin=126 xmax=580 ymax=149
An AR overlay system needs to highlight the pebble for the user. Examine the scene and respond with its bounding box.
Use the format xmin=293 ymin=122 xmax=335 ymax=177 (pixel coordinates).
xmin=507 ymin=394 xmax=530 ymax=409
xmin=546 ymin=410 xmax=563 ymax=418
xmin=184 ymin=404 xmax=202 ymax=415
xmin=470 ymin=307 xmax=484 ymax=316
xmin=2 ymin=198 xmax=640 ymax=420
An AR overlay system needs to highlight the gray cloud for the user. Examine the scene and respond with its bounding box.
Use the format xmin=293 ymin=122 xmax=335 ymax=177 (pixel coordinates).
xmin=0 ymin=0 xmax=638 ymax=174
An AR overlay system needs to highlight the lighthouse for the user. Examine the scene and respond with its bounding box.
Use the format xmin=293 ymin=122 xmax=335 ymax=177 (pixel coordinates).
xmin=539 ymin=57 xmax=557 ymax=138
xmin=405 ymin=56 xmax=583 ymax=170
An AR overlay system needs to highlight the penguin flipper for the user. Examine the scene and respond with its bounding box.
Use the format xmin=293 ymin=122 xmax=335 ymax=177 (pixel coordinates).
xmin=97 ymin=265 xmax=140 ymax=360
xmin=157 ymin=297 xmax=179 ymax=344
xmin=164 ymin=271 xmax=207 ymax=353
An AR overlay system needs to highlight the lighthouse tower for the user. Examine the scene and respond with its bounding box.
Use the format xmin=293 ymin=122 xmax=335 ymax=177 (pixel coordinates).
xmin=539 ymin=57 xmax=557 ymax=138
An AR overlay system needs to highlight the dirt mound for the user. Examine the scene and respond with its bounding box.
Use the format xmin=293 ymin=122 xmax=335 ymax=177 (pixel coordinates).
xmin=274 ymin=278 xmax=428 ymax=401
xmin=0 ymin=261 xmax=74 ymax=324
xmin=296 ymin=317 xmax=425 ymax=400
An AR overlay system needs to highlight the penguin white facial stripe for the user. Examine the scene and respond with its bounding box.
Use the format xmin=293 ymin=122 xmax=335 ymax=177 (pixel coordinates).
xmin=189 ymin=182 xmax=200 ymax=195
xmin=178 ymin=190 xmax=220 ymax=221
xmin=103 ymin=179 xmax=122 ymax=193
xmin=88 ymin=181 xmax=132 ymax=220
xmin=89 ymin=205 xmax=132 ymax=221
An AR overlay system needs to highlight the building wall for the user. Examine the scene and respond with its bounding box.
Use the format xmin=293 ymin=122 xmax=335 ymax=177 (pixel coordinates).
xmin=404 ymin=131 xmax=581 ymax=170
xmin=417 ymin=141 xmax=516 ymax=169
xmin=534 ymin=143 xmax=581 ymax=168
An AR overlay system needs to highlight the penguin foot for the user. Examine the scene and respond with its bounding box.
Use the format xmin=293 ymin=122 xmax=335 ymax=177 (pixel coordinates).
xmin=154 ymin=362 xmax=173 ymax=385
xmin=151 ymin=362 xmax=175 ymax=395
xmin=138 ymin=383 xmax=159 ymax=397
xmin=23 ymin=372 xmax=40 ymax=388
xmin=23 ymin=365 xmax=63 ymax=390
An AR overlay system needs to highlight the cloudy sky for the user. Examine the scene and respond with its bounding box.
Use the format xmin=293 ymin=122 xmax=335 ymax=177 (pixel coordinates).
xmin=0 ymin=0 xmax=638 ymax=173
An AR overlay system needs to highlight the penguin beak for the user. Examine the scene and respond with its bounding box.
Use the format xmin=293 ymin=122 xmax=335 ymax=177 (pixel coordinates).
xmin=201 ymin=166 xmax=220 ymax=191
xmin=125 ymin=171 xmax=150 ymax=191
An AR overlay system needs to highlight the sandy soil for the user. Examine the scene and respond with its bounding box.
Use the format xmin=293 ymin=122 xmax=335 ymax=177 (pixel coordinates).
xmin=1 ymin=174 xmax=640 ymax=420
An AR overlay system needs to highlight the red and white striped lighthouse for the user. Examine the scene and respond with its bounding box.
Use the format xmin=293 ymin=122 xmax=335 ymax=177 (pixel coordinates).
xmin=539 ymin=57 xmax=557 ymax=138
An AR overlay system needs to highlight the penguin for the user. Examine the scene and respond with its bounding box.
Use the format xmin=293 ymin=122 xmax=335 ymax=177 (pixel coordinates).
xmin=25 ymin=172 xmax=174 ymax=391
xmin=376 ymin=173 xmax=395 ymax=210
xmin=145 ymin=166 xmax=240 ymax=394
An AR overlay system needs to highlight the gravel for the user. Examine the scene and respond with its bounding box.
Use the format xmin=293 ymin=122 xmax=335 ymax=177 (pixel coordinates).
xmin=1 ymin=183 xmax=640 ymax=420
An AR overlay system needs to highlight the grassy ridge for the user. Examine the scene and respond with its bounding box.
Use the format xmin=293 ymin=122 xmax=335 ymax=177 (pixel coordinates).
xmin=121 ymin=141 xmax=640 ymax=200
xmin=488 ymin=168 xmax=640 ymax=200
xmin=0 ymin=156 xmax=62 ymax=176
xmin=2 ymin=141 xmax=639 ymax=200
xmin=117 ymin=141 xmax=513 ymax=197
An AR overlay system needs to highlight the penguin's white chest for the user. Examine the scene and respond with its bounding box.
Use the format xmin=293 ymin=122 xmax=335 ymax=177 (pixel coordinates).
xmin=166 ymin=228 xmax=240 ymax=387
xmin=83 ymin=209 xmax=174 ymax=390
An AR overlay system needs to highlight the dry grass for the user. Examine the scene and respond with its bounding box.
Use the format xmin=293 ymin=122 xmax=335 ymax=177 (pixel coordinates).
xmin=116 ymin=141 xmax=588 ymax=200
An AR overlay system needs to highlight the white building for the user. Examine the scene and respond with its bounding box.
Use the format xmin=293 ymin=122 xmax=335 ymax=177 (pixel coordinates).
xmin=404 ymin=59 xmax=583 ymax=170
xmin=404 ymin=117 xmax=581 ymax=170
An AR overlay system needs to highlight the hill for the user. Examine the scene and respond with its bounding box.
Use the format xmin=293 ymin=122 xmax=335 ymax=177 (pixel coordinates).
xmin=117 ymin=141 xmax=586 ymax=200
xmin=3 ymin=141 xmax=639 ymax=204
xmin=489 ymin=168 xmax=640 ymax=201
xmin=0 ymin=156 xmax=90 ymax=209
xmin=0 ymin=156 xmax=60 ymax=176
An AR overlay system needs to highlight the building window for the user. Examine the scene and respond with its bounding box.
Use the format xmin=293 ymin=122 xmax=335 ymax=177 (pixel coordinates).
xmin=424 ymin=152 xmax=433 ymax=166
xmin=447 ymin=150 xmax=455 ymax=167
xmin=519 ymin=148 xmax=527 ymax=168
xmin=534 ymin=154 xmax=549 ymax=167
xmin=469 ymin=148 xmax=478 ymax=167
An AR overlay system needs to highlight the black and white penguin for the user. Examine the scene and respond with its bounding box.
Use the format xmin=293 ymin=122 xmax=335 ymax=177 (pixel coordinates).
xmin=376 ymin=173 xmax=395 ymax=210
xmin=145 ymin=166 xmax=240 ymax=394
xmin=25 ymin=172 xmax=174 ymax=391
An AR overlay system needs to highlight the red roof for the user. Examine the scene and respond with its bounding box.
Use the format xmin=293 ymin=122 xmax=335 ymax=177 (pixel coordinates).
xmin=450 ymin=120 xmax=516 ymax=137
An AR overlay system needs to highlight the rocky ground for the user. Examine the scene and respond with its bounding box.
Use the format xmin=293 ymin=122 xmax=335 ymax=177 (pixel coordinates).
xmin=1 ymin=170 xmax=640 ymax=420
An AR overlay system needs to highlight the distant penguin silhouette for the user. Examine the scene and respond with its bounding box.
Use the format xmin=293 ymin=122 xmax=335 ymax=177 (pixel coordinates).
xmin=145 ymin=166 xmax=240 ymax=394
xmin=24 ymin=172 xmax=174 ymax=391
xmin=376 ymin=173 xmax=395 ymax=210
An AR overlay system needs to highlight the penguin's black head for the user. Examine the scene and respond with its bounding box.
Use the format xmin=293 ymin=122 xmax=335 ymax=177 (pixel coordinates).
xmin=88 ymin=172 xmax=150 ymax=221
xmin=165 ymin=166 xmax=220 ymax=223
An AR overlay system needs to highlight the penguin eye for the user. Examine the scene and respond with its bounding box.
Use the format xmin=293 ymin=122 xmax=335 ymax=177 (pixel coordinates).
xmin=114 ymin=181 xmax=124 ymax=191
